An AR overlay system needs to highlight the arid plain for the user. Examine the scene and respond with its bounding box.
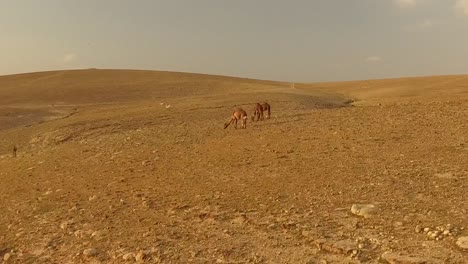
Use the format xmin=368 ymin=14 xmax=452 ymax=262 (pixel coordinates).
xmin=0 ymin=69 xmax=467 ymax=263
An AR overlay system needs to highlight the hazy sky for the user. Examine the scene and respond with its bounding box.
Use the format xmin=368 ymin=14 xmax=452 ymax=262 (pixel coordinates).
xmin=1 ymin=0 xmax=468 ymax=82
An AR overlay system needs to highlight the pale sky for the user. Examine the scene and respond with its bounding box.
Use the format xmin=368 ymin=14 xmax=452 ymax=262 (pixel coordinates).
xmin=1 ymin=0 xmax=468 ymax=82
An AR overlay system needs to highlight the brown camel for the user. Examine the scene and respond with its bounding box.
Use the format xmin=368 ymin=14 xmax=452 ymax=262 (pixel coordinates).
xmin=224 ymin=108 xmax=248 ymax=129
xmin=252 ymin=102 xmax=271 ymax=121
xmin=252 ymin=103 xmax=264 ymax=121
xmin=261 ymin=102 xmax=271 ymax=119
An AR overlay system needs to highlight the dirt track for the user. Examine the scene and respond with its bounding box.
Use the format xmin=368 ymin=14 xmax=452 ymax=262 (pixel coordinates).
xmin=0 ymin=70 xmax=467 ymax=263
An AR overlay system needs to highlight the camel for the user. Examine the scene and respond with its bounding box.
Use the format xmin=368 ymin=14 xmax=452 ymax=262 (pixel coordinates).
xmin=251 ymin=102 xmax=271 ymax=121
xmin=224 ymin=108 xmax=248 ymax=129
xmin=262 ymin=102 xmax=271 ymax=119
xmin=252 ymin=103 xmax=264 ymax=121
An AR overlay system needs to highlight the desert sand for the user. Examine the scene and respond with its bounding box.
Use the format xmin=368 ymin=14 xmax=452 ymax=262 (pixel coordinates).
xmin=0 ymin=69 xmax=467 ymax=263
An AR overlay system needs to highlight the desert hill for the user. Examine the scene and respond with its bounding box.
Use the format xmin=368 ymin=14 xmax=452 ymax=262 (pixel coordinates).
xmin=0 ymin=69 xmax=467 ymax=263
xmin=299 ymin=74 xmax=468 ymax=103
xmin=0 ymin=69 xmax=288 ymax=105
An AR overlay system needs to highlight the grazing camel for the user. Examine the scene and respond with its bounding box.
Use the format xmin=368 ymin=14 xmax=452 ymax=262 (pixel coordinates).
xmin=252 ymin=103 xmax=264 ymax=121
xmin=251 ymin=102 xmax=271 ymax=121
xmin=224 ymin=108 xmax=248 ymax=129
xmin=261 ymin=102 xmax=271 ymax=119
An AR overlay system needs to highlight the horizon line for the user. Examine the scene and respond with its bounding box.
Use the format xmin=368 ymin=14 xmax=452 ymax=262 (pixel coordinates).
xmin=1 ymin=67 xmax=467 ymax=84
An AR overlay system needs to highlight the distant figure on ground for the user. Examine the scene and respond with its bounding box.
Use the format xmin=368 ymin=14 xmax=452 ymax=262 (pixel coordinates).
xmin=13 ymin=145 xmax=17 ymax=158
xmin=224 ymin=108 xmax=248 ymax=129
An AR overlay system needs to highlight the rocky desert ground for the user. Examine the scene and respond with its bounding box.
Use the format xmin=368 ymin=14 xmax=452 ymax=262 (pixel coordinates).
xmin=0 ymin=69 xmax=467 ymax=263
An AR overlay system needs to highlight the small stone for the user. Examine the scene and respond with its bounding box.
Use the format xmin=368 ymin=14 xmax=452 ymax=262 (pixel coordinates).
xmin=122 ymin=253 xmax=135 ymax=261
xmin=456 ymin=236 xmax=468 ymax=249
xmin=443 ymin=230 xmax=450 ymax=236
xmin=3 ymin=253 xmax=11 ymax=261
xmin=83 ymin=248 xmax=99 ymax=257
xmin=231 ymin=215 xmax=247 ymax=226
xmin=74 ymin=230 xmax=84 ymax=238
xmin=423 ymin=227 xmax=430 ymax=233
xmin=381 ymin=251 xmax=428 ymax=264
xmin=60 ymin=222 xmax=68 ymax=230
xmin=88 ymin=195 xmax=97 ymax=201
xmin=32 ymin=249 xmax=44 ymax=256
xmin=135 ymin=250 xmax=146 ymax=261
xmin=90 ymin=230 xmax=107 ymax=241
xmin=393 ymin=221 xmax=404 ymax=227
xmin=350 ymin=204 xmax=378 ymax=218
xmin=428 ymin=232 xmax=438 ymax=240
xmin=318 ymin=239 xmax=357 ymax=255
xmin=414 ymin=225 xmax=422 ymax=233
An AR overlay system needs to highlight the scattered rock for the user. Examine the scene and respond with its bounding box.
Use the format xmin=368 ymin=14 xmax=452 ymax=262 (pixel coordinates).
xmin=316 ymin=239 xmax=358 ymax=255
xmin=456 ymin=236 xmax=468 ymax=249
xmin=90 ymin=229 xmax=108 ymax=241
xmin=351 ymin=204 xmax=378 ymax=218
xmin=231 ymin=215 xmax=247 ymax=226
xmin=435 ymin=172 xmax=456 ymax=179
xmin=122 ymin=253 xmax=135 ymax=261
xmin=267 ymin=223 xmax=276 ymax=229
xmin=83 ymin=248 xmax=99 ymax=257
xmin=135 ymin=250 xmax=147 ymax=261
xmin=32 ymin=249 xmax=44 ymax=256
xmin=88 ymin=195 xmax=97 ymax=201
xmin=427 ymin=231 xmax=438 ymax=240
xmin=3 ymin=253 xmax=11 ymax=261
xmin=74 ymin=230 xmax=85 ymax=238
xmin=415 ymin=225 xmax=422 ymax=233
xmin=60 ymin=221 xmax=69 ymax=230
xmin=381 ymin=251 xmax=428 ymax=264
